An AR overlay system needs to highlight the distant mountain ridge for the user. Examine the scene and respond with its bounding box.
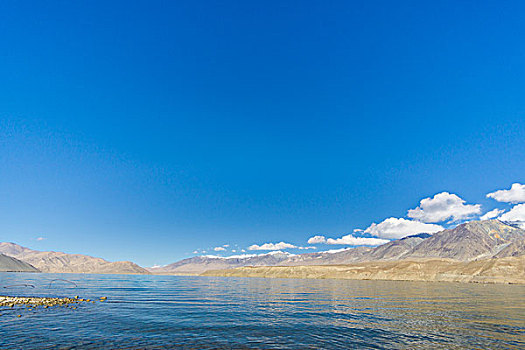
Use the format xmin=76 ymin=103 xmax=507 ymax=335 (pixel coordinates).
xmin=154 ymin=220 xmax=525 ymax=274
xmin=0 ymin=242 xmax=149 ymax=274
xmin=148 ymin=251 xmax=294 ymax=274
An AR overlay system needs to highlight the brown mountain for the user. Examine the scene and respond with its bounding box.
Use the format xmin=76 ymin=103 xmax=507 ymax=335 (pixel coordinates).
xmin=0 ymin=242 xmax=149 ymax=274
xmin=0 ymin=253 xmax=40 ymax=272
xmin=403 ymin=220 xmax=525 ymax=261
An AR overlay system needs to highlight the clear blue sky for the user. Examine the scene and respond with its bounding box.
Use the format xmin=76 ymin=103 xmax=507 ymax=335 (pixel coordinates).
xmin=1 ymin=1 xmax=524 ymax=266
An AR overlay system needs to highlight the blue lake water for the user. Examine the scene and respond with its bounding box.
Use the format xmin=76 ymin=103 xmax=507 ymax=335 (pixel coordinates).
xmin=1 ymin=273 xmax=524 ymax=349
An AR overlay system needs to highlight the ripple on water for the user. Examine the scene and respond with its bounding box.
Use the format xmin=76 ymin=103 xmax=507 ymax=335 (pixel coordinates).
xmin=0 ymin=273 xmax=524 ymax=349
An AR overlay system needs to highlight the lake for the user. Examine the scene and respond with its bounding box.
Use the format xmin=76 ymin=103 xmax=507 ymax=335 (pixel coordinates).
xmin=1 ymin=273 xmax=524 ymax=349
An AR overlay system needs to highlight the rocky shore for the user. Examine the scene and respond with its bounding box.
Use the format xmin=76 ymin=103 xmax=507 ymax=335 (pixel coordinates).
xmin=0 ymin=295 xmax=106 ymax=308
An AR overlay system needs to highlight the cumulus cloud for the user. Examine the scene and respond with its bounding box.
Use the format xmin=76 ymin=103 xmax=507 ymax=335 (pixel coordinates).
xmin=364 ymin=217 xmax=443 ymax=239
xmin=480 ymin=208 xmax=506 ymax=220
xmin=407 ymin=192 xmax=481 ymax=223
xmin=487 ymin=183 xmax=525 ymax=204
xmin=325 ymin=235 xmax=389 ymax=246
xmin=307 ymin=235 xmax=327 ymax=244
xmin=213 ymin=246 xmax=226 ymax=251
xmin=499 ymin=203 xmax=525 ymax=224
xmin=36 ymin=237 xmax=46 ymax=241
xmin=248 ymin=242 xmax=297 ymax=251
xmin=298 ymin=246 xmax=317 ymax=250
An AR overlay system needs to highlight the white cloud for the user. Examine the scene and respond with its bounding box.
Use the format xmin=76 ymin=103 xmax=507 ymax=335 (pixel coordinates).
xmin=223 ymin=244 xmax=230 ymax=247
xmin=36 ymin=237 xmax=46 ymax=241
xmin=365 ymin=217 xmax=443 ymax=239
xmin=487 ymin=183 xmax=525 ymax=204
xmin=213 ymin=246 xmax=226 ymax=251
xmin=499 ymin=204 xmax=525 ymax=225
xmin=326 ymin=234 xmax=389 ymax=246
xmin=480 ymin=208 xmax=506 ymax=220
xmin=407 ymin=192 xmax=481 ymax=223
xmin=248 ymin=242 xmax=296 ymax=251
xmin=298 ymin=246 xmax=317 ymax=250
xmin=192 ymin=250 xmax=199 ymax=254
xmin=307 ymin=235 xmax=326 ymax=244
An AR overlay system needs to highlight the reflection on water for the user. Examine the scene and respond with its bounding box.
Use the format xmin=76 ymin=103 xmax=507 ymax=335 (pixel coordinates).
xmin=0 ymin=273 xmax=523 ymax=349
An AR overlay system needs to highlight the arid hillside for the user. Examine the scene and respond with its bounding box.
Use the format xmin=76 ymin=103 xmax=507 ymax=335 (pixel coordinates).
xmin=202 ymin=256 xmax=525 ymax=284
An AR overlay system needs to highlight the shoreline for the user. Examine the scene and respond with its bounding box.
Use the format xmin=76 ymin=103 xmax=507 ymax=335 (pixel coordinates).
xmin=201 ymin=256 xmax=525 ymax=285
xmin=3 ymin=255 xmax=524 ymax=284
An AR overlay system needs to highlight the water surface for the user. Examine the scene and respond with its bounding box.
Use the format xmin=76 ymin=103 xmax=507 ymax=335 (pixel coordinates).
xmin=1 ymin=273 xmax=523 ymax=349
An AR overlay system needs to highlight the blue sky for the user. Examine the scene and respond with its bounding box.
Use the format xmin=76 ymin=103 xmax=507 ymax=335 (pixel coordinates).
xmin=1 ymin=1 xmax=524 ymax=266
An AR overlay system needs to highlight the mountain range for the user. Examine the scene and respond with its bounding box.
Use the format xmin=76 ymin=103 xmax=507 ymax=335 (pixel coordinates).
xmin=151 ymin=220 xmax=525 ymax=274
xmin=201 ymin=221 xmax=525 ymax=284
xmin=1 ymin=220 xmax=524 ymax=279
xmin=0 ymin=243 xmax=149 ymax=274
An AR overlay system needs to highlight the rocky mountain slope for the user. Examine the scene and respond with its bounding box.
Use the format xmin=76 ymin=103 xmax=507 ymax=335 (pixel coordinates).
xmin=0 ymin=243 xmax=149 ymax=274
xmin=0 ymin=253 xmax=40 ymax=272
xmin=403 ymin=220 xmax=525 ymax=261
xmin=367 ymin=233 xmax=432 ymax=260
